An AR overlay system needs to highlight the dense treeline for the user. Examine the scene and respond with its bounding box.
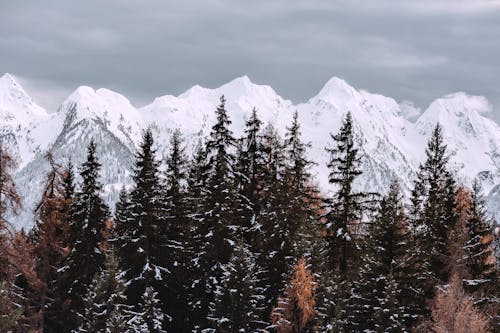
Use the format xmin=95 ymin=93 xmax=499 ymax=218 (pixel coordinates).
xmin=0 ymin=96 xmax=498 ymax=332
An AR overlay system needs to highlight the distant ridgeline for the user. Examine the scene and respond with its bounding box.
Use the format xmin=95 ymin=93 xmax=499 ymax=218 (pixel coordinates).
xmin=0 ymin=95 xmax=497 ymax=332
xmin=0 ymin=73 xmax=499 ymax=229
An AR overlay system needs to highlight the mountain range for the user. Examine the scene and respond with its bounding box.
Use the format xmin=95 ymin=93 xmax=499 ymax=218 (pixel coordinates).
xmin=1 ymin=73 xmax=499 ymax=229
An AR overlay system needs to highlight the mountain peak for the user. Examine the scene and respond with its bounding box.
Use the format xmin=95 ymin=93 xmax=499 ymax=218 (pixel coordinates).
xmin=312 ymin=76 xmax=360 ymax=105
xmin=0 ymin=73 xmax=47 ymax=119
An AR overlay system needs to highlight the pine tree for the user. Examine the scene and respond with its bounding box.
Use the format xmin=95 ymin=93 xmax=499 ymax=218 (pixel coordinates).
xmin=208 ymin=239 xmax=266 ymax=332
xmin=462 ymin=181 xmax=496 ymax=293
xmin=348 ymin=181 xmax=421 ymax=332
xmin=320 ymin=112 xmax=372 ymax=331
xmin=192 ymin=95 xmax=240 ymax=330
xmin=129 ymin=287 xmax=166 ymax=333
xmin=255 ymin=125 xmax=289 ymax=317
xmin=55 ymin=140 xmax=110 ymax=332
xmin=410 ymin=124 xmax=457 ymax=300
xmin=236 ymin=108 xmax=266 ymax=244
xmin=76 ymin=251 xmax=129 ymax=333
xmin=114 ymin=129 xmax=167 ymax=324
xmin=282 ymin=111 xmax=318 ymax=261
xmin=161 ymin=129 xmax=192 ymax=332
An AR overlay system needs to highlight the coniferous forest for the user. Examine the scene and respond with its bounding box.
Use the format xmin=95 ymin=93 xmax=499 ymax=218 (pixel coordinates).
xmin=0 ymin=96 xmax=498 ymax=332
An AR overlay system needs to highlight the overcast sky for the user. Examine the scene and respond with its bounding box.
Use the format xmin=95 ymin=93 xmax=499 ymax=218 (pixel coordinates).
xmin=1 ymin=0 xmax=499 ymax=120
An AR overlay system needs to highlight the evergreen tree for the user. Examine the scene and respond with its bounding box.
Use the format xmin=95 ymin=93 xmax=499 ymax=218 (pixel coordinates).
xmin=161 ymin=129 xmax=192 ymax=332
xmin=55 ymin=140 xmax=109 ymax=332
xmin=208 ymin=240 xmax=266 ymax=332
xmin=76 ymin=251 xmax=129 ymax=333
xmin=192 ymin=95 xmax=240 ymax=330
xmin=320 ymin=112 xmax=371 ymax=331
xmin=129 ymin=287 xmax=166 ymax=333
xmin=348 ymin=181 xmax=421 ymax=332
xmin=255 ymin=125 xmax=289 ymax=317
xmin=236 ymin=108 xmax=266 ymax=244
xmin=282 ymin=111 xmax=318 ymax=261
xmin=114 ymin=129 xmax=167 ymax=323
xmin=410 ymin=124 xmax=457 ymax=300
xmin=462 ymin=181 xmax=496 ymax=293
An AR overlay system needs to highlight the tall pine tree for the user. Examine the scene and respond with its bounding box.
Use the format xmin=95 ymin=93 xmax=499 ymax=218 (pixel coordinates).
xmin=55 ymin=140 xmax=109 ymax=332
xmin=320 ymin=112 xmax=371 ymax=332
xmin=191 ymin=95 xmax=240 ymax=330
xmin=114 ymin=129 xmax=168 ymax=327
xmin=410 ymin=124 xmax=457 ymax=301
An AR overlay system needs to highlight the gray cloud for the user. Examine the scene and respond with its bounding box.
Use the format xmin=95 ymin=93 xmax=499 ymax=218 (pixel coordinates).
xmin=0 ymin=0 xmax=499 ymax=121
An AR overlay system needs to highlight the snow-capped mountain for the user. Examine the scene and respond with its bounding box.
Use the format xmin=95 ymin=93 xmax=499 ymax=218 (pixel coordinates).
xmin=1 ymin=73 xmax=499 ymax=229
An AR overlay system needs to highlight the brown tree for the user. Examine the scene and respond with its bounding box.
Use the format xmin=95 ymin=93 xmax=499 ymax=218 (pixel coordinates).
xmin=418 ymin=274 xmax=491 ymax=333
xmin=271 ymin=258 xmax=317 ymax=333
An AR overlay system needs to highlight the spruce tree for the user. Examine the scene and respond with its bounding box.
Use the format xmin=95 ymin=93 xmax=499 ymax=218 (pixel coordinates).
xmin=129 ymin=287 xmax=166 ymax=333
xmin=192 ymin=95 xmax=240 ymax=330
xmin=208 ymin=240 xmax=266 ymax=332
xmin=410 ymin=124 xmax=457 ymax=298
xmin=76 ymin=251 xmax=129 ymax=333
xmin=320 ymin=112 xmax=371 ymax=331
xmin=348 ymin=181 xmax=421 ymax=332
xmin=114 ymin=129 xmax=167 ymax=324
xmin=462 ymin=181 xmax=497 ymax=295
xmin=236 ymin=108 xmax=266 ymax=244
xmin=56 ymin=140 xmax=109 ymax=332
xmin=161 ymin=129 xmax=192 ymax=332
xmin=282 ymin=111 xmax=318 ymax=261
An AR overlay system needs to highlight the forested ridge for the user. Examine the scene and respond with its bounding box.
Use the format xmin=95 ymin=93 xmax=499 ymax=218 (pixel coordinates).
xmin=0 ymin=96 xmax=498 ymax=332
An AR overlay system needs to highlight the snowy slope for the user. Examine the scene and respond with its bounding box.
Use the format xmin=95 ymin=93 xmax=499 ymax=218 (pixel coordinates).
xmin=1 ymin=73 xmax=499 ymax=228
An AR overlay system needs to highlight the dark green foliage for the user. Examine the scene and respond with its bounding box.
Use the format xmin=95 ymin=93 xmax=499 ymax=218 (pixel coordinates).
xmin=191 ymin=96 xmax=240 ymax=330
xmin=410 ymin=124 xmax=457 ymax=299
xmin=208 ymin=240 xmax=266 ymax=332
xmin=349 ymin=182 xmax=422 ymax=332
xmin=113 ymin=129 xmax=166 ymax=321
xmin=54 ymin=140 xmax=109 ymax=332
xmin=161 ymin=129 xmax=193 ymax=332
xmin=320 ymin=112 xmax=373 ymax=331
xmin=76 ymin=251 xmax=129 ymax=332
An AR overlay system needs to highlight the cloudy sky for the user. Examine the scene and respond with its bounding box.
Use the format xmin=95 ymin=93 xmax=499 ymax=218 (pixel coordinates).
xmin=1 ymin=0 xmax=499 ymax=120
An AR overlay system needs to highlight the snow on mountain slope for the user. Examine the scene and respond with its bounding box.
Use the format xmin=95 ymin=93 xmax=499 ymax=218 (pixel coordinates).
xmin=1 ymin=74 xmax=499 ymax=228
xmin=0 ymin=74 xmax=63 ymax=169
xmin=416 ymin=93 xmax=500 ymax=190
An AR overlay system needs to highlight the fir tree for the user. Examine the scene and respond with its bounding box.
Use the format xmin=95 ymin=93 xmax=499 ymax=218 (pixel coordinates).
xmin=348 ymin=181 xmax=421 ymax=332
xmin=255 ymin=125 xmax=289 ymax=316
xmin=114 ymin=129 xmax=167 ymax=323
xmin=55 ymin=140 xmax=109 ymax=332
xmin=161 ymin=129 xmax=193 ymax=332
xmin=192 ymin=95 xmax=240 ymax=330
xmin=208 ymin=240 xmax=266 ymax=333
xmin=282 ymin=111 xmax=318 ymax=261
xmin=410 ymin=124 xmax=457 ymax=300
xmin=76 ymin=251 xmax=129 ymax=333
xmin=236 ymin=108 xmax=266 ymax=244
xmin=462 ymin=181 xmax=496 ymax=293
xmin=320 ymin=112 xmax=372 ymax=331
xmin=129 ymin=287 xmax=166 ymax=333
